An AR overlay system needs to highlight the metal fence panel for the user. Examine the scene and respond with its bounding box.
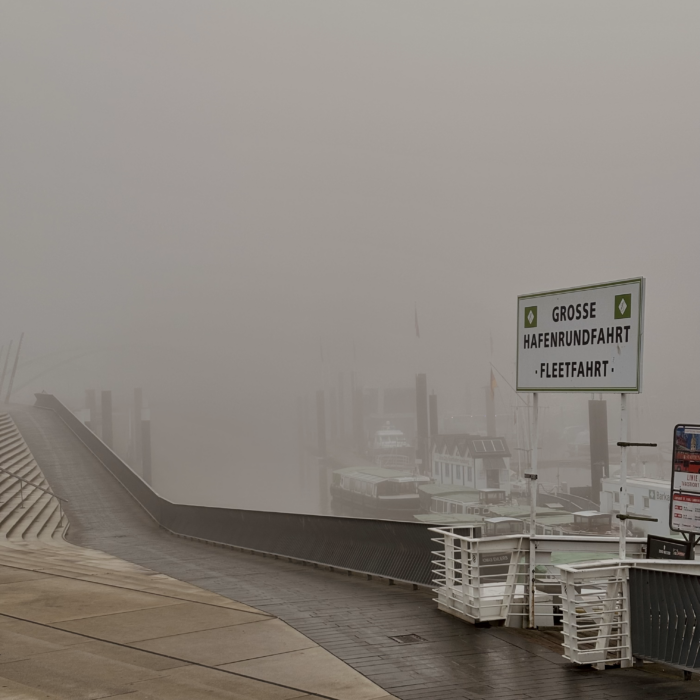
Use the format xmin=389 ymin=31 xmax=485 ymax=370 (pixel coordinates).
xmin=629 ymin=567 xmax=700 ymax=671
xmin=34 ymin=393 xmax=435 ymax=585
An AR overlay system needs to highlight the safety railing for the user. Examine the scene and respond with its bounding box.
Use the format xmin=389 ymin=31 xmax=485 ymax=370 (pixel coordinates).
xmin=559 ymin=560 xmax=632 ymax=669
xmin=0 ymin=464 xmax=68 ymax=521
xmin=432 ymin=526 xmax=531 ymax=625
xmin=431 ymin=526 xmax=645 ymax=628
xmin=33 ymin=393 xmax=436 ymax=586
xmin=559 ymin=559 xmax=700 ymax=673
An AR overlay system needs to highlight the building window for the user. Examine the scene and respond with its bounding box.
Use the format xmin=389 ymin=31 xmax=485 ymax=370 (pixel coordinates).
xmin=629 ymin=494 xmax=635 ymax=506
xmin=444 ymin=464 xmax=450 ymax=477
xmin=614 ymin=492 xmax=619 ymax=503
xmin=434 ymin=460 xmax=439 ymax=475
xmin=643 ymin=497 xmax=650 ymax=509
xmin=456 ymin=466 xmax=462 ymax=481
xmin=467 ymin=466 xmax=473 ymax=483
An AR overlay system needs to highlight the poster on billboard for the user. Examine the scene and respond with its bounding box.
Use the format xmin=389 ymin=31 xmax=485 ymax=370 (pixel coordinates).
xmin=670 ymin=424 xmax=700 ymax=534
xmin=516 ymin=277 xmax=645 ymax=393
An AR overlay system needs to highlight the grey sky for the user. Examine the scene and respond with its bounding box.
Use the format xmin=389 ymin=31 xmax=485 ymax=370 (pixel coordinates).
xmin=1 ymin=2 xmax=698 ymax=508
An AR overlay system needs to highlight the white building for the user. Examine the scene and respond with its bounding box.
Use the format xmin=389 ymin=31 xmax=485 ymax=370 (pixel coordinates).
xmin=600 ymin=475 xmax=672 ymax=538
xmin=430 ymin=434 xmax=512 ymax=494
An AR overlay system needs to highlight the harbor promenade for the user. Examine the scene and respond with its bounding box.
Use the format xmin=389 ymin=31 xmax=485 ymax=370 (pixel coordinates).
xmin=0 ymin=409 xmax=394 ymax=699
xmin=6 ymin=402 xmax=700 ymax=700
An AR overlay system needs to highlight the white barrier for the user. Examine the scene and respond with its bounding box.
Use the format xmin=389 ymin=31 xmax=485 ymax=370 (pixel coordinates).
xmin=559 ymin=559 xmax=700 ymax=670
xmin=558 ymin=561 xmax=632 ymax=669
xmin=431 ymin=527 xmax=645 ymax=629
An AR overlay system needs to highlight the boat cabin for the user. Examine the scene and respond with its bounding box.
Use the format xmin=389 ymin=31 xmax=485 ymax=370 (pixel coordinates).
xmin=330 ymin=467 xmax=429 ymax=514
xmin=479 ymin=489 xmax=507 ymax=505
xmin=483 ymin=517 xmax=525 ymax=537
xmin=572 ymin=510 xmax=612 ymax=533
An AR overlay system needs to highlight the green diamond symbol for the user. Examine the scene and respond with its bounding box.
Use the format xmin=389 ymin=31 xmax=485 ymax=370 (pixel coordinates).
xmin=614 ymin=293 xmax=631 ymax=319
xmin=524 ymin=306 xmax=537 ymax=328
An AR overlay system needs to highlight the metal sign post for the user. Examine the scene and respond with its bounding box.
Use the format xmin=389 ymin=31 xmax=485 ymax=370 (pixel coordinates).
xmin=517 ymin=277 xmax=646 ymax=627
xmin=615 ymin=438 xmax=658 ymax=558
xmin=618 ymin=395 xmax=628 ymax=559
xmin=526 ymin=393 xmax=539 ymax=630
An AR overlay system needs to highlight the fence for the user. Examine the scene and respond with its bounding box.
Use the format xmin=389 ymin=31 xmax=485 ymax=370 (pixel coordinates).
xmin=431 ymin=525 xmax=645 ymax=628
xmin=559 ymin=559 xmax=700 ymax=673
xmin=559 ymin=560 xmax=632 ymax=668
xmin=33 ymin=393 xmax=436 ymax=585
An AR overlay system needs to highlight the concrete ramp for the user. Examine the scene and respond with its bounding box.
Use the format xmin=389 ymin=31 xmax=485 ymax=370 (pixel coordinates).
xmin=0 ymin=411 xmax=395 ymax=700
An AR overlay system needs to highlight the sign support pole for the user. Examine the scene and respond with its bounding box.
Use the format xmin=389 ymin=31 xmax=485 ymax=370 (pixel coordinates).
xmin=528 ymin=392 xmax=539 ymax=629
xmin=619 ymin=393 xmax=628 ymax=560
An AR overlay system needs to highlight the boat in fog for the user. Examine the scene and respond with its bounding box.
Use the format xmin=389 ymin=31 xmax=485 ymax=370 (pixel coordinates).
xmin=370 ymin=422 xmax=415 ymax=470
xmin=330 ymin=466 xmax=430 ymax=519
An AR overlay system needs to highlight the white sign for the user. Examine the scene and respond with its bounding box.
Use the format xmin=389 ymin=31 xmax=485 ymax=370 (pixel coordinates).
xmin=673 ymin=471 xmax=700 ymax=494
xmin=671 ymin=493 xmax=700 ymax=534
xmin=516 ymin=277 xmax=645 ymax=393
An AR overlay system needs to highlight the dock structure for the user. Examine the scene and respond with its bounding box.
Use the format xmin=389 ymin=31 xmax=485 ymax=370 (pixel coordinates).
xmin=2 ymin=399 xmax=700 ymax=699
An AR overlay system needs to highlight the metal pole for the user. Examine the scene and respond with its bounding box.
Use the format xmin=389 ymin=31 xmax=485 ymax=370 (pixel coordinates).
xmin=528 ymin=392 xmax=539 ymax=629
xmin=4 ymin=332 xmax=24 ymax=403
xmin=619 ymin=393 xmax=628 ymax=560
xmin=0 ymin=339 xmax=13 ymax=401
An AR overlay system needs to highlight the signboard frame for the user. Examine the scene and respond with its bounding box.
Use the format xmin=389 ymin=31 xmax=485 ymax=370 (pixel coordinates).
xmin=670 ymin=424 xmax=700 ymax=536
xmin=516 ymin=277 xmax=645 ymax=393
xmin=646 ymin=534 xmax=692 ymax=560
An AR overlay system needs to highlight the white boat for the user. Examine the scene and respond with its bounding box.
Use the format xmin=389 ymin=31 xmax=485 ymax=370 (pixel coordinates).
xmin=370 ymin=422 xmax=414 ymax=470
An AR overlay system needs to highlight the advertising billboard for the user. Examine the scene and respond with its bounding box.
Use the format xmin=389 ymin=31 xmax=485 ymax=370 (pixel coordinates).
xmin=670 ymin=424 xmax=700 ymax=535
xmin=516 ymin=277 xmax=645 ymax=393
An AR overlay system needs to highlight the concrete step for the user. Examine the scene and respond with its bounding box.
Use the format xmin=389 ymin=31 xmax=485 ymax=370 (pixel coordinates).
xmin=39 ymin=507 xmax=65 ymax=543
xmin=15 ymin=493 xmax=56 ymax=541
xmin=0 ymin=487 xmax=47 ymax=536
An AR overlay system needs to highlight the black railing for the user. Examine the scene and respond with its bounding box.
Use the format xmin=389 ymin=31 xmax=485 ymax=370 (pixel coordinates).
xmin=33 ymin=393 xmax=435 ymax=586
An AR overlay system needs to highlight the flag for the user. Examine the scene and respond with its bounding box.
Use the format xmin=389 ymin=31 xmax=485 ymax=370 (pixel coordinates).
xmin=415 ymin=305 xmax=420 ymax=339
xmin=490 ymin=368 xmax=498 ymax=400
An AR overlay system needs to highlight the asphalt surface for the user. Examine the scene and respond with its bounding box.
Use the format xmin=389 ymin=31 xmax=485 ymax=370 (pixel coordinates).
xmin=9 ymin=403 xmax=700 ymax=700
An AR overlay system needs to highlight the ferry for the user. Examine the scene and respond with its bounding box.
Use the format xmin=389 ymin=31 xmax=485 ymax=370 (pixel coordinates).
xmin=370 ymin=423 xmax=415 ymax=470
xmin=330 ymin=466 xmax=430 ymax=518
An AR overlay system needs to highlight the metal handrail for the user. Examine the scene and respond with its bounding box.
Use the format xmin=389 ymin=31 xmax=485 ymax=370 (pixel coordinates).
xmin=0 ymin=465 xmax=67 ymax=520
xmin=0 ymin=466 xmax=67 ymax=502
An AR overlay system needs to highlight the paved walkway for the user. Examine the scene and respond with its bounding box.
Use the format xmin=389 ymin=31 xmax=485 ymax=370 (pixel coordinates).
xmin=10 ymin=403 xmax=700 ymax=700
xmin=0 ymin=409 xmax=394 ymax=700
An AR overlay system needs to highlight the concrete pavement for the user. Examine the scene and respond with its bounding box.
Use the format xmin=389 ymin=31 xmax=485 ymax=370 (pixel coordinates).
xmin=0 ymin=410 xmax=396 ymax=700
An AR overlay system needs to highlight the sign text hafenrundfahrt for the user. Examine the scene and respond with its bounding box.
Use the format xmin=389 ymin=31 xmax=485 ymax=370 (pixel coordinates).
xmin=517 ymin=277 xmax=645 ymax=393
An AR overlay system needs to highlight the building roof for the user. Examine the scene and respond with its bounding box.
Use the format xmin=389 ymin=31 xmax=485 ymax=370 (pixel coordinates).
xmin=601 ymin=476 xmax=670 ymax=488
xmin=334 ymin=466 xmax=429 ymax=482
xmin=419 ymin=484 xmax=481 ymax=497
xmin=432 ymin=492 xmax=483 ymax=505
xmin=537 ymin=515 xmax=575 ymax=526
xmin=487 ymin=505 xmax=565 ymax=519
xmin=413 ymin=513 xmax=485 ymax=524
xmin=430 ymin=433 xmax=511 ymax=459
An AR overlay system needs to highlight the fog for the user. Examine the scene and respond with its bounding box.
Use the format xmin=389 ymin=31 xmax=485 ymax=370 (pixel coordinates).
xmin=1 ymin=2 xmax=699 ymax=513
